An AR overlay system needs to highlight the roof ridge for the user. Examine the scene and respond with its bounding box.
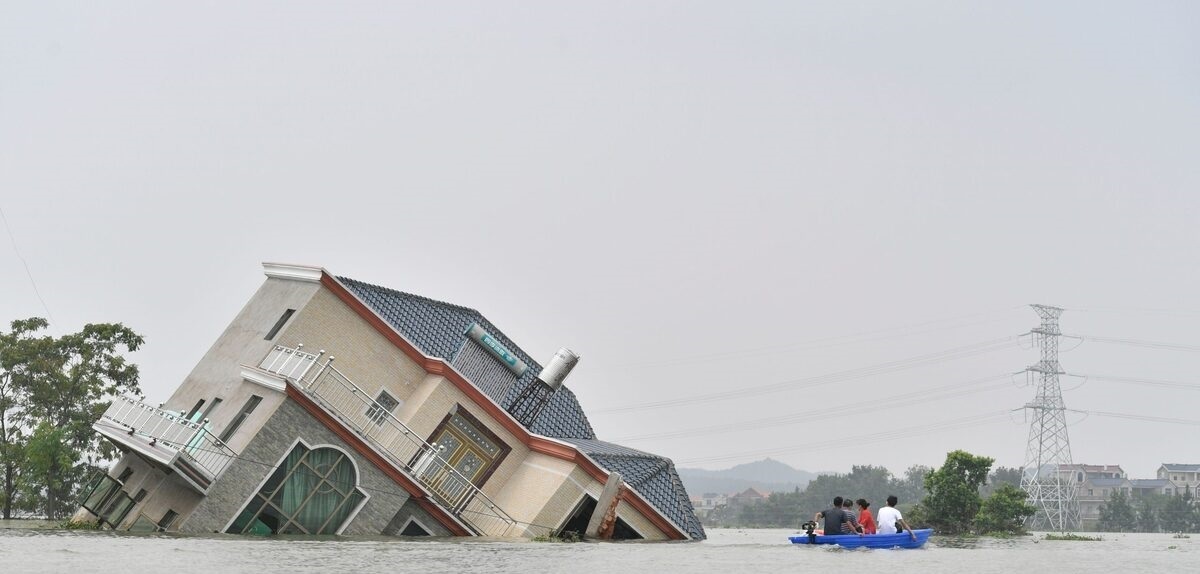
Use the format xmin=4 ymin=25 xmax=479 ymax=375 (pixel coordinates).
xmin=338 ymin=276 xmax=485 ymax=317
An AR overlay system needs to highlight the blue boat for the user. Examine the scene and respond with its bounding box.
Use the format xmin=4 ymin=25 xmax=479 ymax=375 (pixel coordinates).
xmin=788 ymin=528 xmax=933 ymax=549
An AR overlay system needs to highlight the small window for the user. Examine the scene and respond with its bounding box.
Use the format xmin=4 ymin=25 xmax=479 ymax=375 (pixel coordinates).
xmin=185 ymin=399 xmax=206 ymax=421
xmin=158 ymin=509 xmax=179 ymax=531
xmin=366 ymin=390 xmax=400 ymax=425
xmin=117 ymin=467 xmax=134 ymax=483
xmin=219 ymin=395 xmax=263 ymax=443
xmin=134 ymin=489 xmax=148 ymax=502
xmin=264 ymin=309 xmax=296 ymax=340
xmin=400 ymin=518 xmax=431 ymax=536
xmin=200 ymin=398 xmax=223 ymax=420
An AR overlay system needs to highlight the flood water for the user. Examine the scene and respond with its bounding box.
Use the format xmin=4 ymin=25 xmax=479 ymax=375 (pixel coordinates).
xmin=1 ymin=522 xmax=1196 ymax=573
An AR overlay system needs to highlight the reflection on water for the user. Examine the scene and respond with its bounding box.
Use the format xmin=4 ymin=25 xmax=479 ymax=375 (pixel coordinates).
xmin=0 ymin=524 xmax=1194 ymax=574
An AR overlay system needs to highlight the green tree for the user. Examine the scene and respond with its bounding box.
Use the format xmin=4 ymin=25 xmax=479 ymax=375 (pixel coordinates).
xmin=1158 ymin=493 xmax=1196 ymax=533
xmin=918 ymin=450 xmax=994 ymax=535
xmin=0 ymin=318 xmax=143 ymax=519
xmin=974 ymin=483 xmax=1035 ymax=534
xmin=0 ymin=318 xmax=51 ymax=519
xmin=1135 ymin=496 xmax=1158 ymax=533
xmin=1097 ymin=490 xmax=1136 ymax=532
xmin=980 ymin=466 xmax=1023 ymax=498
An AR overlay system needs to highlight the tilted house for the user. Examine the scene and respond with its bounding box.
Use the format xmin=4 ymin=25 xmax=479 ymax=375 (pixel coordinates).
xmin=74 ymin=263 xmax=704 ymax=540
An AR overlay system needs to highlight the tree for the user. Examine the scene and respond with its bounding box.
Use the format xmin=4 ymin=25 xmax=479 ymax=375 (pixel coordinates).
xmin=0 ymin=318 xmax=51 ymax=519
xmin=1135 ymin=496 xmax=1158 ymax=533
xmin=980 ymin=466 xmax=1023 ymax=498
xmin=974 ymin=483 xmax=1035 ymax=534
xmin=1097 ymin=490 xmax=1136 ymax=532
xmin=918 ymin=450 xmax=994 ymax=535
xmin=0 ymin=318 xmax=143 ymax=519
xmin=1158 ymin=493 xmax=1197 ymax=533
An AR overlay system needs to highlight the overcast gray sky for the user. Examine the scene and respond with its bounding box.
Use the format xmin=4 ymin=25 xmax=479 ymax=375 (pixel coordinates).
xmin=3 ymin=2 xmax=1199 ymax=479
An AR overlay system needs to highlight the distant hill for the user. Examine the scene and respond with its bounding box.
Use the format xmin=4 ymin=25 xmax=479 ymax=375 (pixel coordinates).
xmin=678 ymin=458 xmax=818 ymax=496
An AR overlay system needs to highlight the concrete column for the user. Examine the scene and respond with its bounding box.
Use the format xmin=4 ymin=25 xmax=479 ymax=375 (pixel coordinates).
xmin=585 ymin=472 xmax=623 ymax=539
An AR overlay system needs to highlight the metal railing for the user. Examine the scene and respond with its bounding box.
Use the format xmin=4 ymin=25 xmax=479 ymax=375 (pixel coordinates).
xmin=259 ymin=344 xmax=322 ymax=381
xmin=99 ymin=396 xmax=236 ymax=481
xmin=265 ymin=345 xmax=527 ymax=537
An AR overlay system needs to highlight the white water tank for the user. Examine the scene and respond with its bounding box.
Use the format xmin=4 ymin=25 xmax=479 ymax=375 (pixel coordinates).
xmin=537 ymin=348 xmax=580 ymax=390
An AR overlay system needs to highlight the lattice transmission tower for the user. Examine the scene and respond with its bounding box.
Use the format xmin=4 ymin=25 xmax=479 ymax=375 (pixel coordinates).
xmin=1019 ymin=304 xmax=1080 ymax=531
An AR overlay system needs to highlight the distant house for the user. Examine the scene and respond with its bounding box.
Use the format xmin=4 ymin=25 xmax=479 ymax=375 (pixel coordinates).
xmin=727 ymin=487 xmax=769 ymax=508
xmin=1060 ymin=464 xmax=1129 ymax=528
xmin=1157 ymin=464 xmax=1200 ymax=496
xmin=690 ymin=492 xmax=728 ymax=518
xmin=72 ymin=263 xmax=704 ymax=540
xmin=1131 ymin=479 xmax=1175 ymax=497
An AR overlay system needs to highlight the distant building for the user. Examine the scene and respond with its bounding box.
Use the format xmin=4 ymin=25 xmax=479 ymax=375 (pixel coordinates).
xmin=1060 ymin=465 xmax=1129 ymax=528
xmin=1131 ymin=479 xmax=1175 ymax=497
xmin=726 ymin=487 xmax=769 ymax=508
xmin=1157 ymin=464 xmax=1200 ymax=495
xmin=690 ymin=492 xmax=728 ymax=518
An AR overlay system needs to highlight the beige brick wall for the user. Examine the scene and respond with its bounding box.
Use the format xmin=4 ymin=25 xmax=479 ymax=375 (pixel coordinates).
xmin=278 ymin=287 xmax=428 ymax=407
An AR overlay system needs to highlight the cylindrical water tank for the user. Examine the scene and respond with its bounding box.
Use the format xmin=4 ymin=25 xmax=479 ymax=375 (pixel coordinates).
xmin=537 ymin=348 xmax=580 ymax=390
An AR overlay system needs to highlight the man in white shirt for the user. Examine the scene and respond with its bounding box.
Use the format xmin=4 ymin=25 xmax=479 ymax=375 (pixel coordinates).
xmin=876 ymin=495 xmax=917 ymax=541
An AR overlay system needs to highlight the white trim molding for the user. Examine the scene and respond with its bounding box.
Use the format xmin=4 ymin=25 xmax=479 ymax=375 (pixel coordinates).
xmin=262 ymin=262 xmax=324 ymax=282
xmin=240 ymin=366 xmax=287 ymax=393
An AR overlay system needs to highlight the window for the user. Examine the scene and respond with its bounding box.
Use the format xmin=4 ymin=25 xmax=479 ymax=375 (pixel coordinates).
xmin=399 ymin=518 xmax=431 ymax=537
xmin=201 ymin=398 xmax=223 ymax=420
xmin=117 ymin=467 xmax=134 ymax=483
xmin=134 ymin=489 xmax=148 ymax=502
xmin=365 ymin=390 xmax=400 ymax=425
xmin=264 ymin=309 xmax=296 ymax=340
xmin=226 ymin=444 xmax=366 ymax=535
xmin=1087 ymin=489 xmax=1093 ymax=496
xmin=79 ymin=474 xmax=122 ymax=516
xmin=219 ymin=395 xmax=263 ymax=443
xmin=185 ymin=399 xmax=206 ymax=421
xmin=158 ymin=509 xmax=179 ymax=531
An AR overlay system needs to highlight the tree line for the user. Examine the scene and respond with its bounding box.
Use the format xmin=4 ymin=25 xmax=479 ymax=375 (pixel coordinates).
xmin=708 ymin=451 xmax=1034 ymax=535
xmin=0 ymin=318 xmax=143 ymax=519
xmin=1097 ymin=489 xmax=1200 ymax=532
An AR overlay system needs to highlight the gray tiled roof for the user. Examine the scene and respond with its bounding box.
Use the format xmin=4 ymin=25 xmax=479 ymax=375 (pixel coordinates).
xmin=338 ymin=276 xmax=704 ymax=539
xmin=340 ymin=276 xmax=595 ymax=439
xmin=1162 ymin=463 xmax=1200 ymax=472
xmin=1131 ymin=479 xmax=1171 ymax=487
xmin=563 ymin=438 xmax=706 ymax=540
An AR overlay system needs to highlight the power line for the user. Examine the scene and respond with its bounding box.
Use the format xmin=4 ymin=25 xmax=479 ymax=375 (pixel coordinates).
xmin=1067 ymin=373 xmax=1200 ymax=392
xmin=675 ymin=410 xmax=1012 ymax=466
xmin=611 ymin=373 xmax=1012 ymax=442
xmin=0 ymin=205 xmax=53 ymax=324
xmin=592 ymin=336 xmax=1020 ymax=414
xmin=593 ymin=306 xmax=1025 ymax=371
xmin=1065 ymin=409 xmax=1200 ymax=427
xmin=1062 ymin=334 xmax=1200 ymax=353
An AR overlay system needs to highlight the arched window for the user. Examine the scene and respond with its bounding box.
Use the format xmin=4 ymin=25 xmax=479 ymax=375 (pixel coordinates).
xmin=226 ymin=444 xmax=366 ymax=535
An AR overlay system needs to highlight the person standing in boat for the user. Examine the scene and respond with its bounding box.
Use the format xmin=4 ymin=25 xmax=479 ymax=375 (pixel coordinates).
xmin=876 ymin=495 xmax=917 ymax=541
xmin=855 ymin=499 xmax=877 ymax=534
xmin=812 ymin=496 xmax=859 ymax=536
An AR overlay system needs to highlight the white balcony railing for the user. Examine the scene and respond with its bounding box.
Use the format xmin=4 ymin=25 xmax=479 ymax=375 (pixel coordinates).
xmin=261 ymin=345 xmax=530 ymax=537
xmin=98 ymin=396 xmax=236 ymax=481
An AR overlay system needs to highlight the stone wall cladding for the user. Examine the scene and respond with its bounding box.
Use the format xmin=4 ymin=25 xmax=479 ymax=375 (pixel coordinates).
xmin=180 ymin=399 xmax=410 ymax=535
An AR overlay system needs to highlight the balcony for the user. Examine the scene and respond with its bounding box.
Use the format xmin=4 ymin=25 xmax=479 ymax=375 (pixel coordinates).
xmin=258 ymin=345 xmax=528 ymax=537
xmin=93 ymin=396 xmax=236 ymax=493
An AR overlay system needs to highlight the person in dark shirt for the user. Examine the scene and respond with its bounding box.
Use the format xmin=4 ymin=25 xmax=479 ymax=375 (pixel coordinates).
xmin=812 ymin=496 xmax=860 ymax=536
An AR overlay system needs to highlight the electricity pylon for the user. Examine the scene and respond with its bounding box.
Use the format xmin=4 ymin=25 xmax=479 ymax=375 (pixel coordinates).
xmin=1019 ymin=304 xmax=1080 ymax=531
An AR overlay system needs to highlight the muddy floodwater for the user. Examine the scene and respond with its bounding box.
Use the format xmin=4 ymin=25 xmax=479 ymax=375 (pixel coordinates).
xmin=1 ymin=522 xmax=1195 ymax=573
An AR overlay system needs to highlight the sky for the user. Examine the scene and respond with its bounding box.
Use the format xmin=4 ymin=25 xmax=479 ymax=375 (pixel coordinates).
xmin=2 ymin=1 xmax=1199 ymax=480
